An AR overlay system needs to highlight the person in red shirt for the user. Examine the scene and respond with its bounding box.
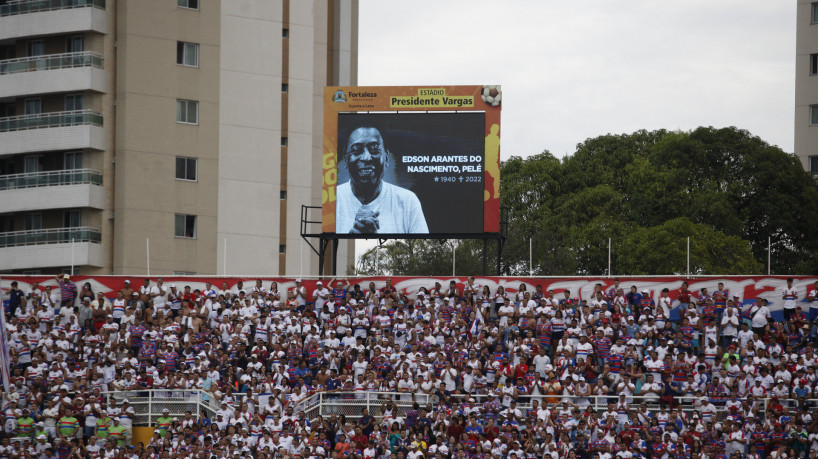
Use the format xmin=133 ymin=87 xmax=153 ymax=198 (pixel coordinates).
xmin=678 ymin=282 xmax=692 ymax=315
xmin=514 ymin=354 xmax=529 ymax=380
xmin=352 ymin=427 xmax=369 ymax=451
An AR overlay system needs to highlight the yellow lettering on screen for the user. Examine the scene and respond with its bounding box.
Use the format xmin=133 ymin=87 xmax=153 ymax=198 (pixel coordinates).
xmin=389 ymin=96 xmax=474 ymax=108
xmin=418 ymin=88 xmax=445 ymax=96
xmin=322 ymin=152 xmax=337 ymax=204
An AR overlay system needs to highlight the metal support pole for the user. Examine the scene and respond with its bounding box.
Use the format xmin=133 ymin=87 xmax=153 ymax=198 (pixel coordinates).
xmin=768 ymin=237 xmax=771 ymax=275
xmin=686 ymin=237 xmax=690 ymax=277
xmin=497 ymin=237 xmax=502 ymax=276
xmin=452 ymin=241 xmax=456 ymax=276
xmin=331 ymin=238 xmax=339 ymax=276
xmin=318 ymin=237 xmax=327 ymax=276
xmin=607 ymin=237 xmax=611 ymax=277
xmin=71 ymin=238 xmax=75 ymax=276
xmin=146 ymin=238 xmax=150 ymax=276
xmin=529 ymin=238 xmax=533 ymax=276
xmin=223 ymin=237 xmax=227 ymax=275
xmin=482 ymin=239 xmax=488 ymax=276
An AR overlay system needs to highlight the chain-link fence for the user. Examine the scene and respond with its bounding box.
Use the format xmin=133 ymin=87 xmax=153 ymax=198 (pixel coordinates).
xmin=100 ymin=390 xmax=217 ymax=426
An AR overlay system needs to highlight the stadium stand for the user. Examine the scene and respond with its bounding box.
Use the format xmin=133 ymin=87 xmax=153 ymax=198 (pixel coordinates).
xmin=1 ymin=275 xmax=817 ymax=458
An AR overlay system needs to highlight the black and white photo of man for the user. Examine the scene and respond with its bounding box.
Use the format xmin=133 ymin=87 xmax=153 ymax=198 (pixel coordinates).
xmin=336 ymin=126 xmax=429 ymax=234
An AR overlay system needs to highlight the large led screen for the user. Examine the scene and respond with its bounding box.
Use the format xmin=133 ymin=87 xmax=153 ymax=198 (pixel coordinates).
xmin=335 ymin=112 xmax=485 ymax=234
xmin=322 ymin=86 xmax=502 ymax=236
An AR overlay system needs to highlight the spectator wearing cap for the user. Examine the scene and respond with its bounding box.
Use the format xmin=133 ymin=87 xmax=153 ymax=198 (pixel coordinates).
xmin=291 ymin=279 xmax=307 ymax=312
xmin=312 ymin=281 xmax=330 ymax=316
xmin=54 ymin=274 xmax=77 ymax=309
xmin=720 ymin=307 xmax=740 ymax=348
xmin=155 ymin=408 xmax=173 ymax=438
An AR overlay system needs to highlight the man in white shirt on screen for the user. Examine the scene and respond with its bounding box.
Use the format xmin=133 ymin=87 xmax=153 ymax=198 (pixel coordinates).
xmin=336 ymin=126 xmax=428 ymax=234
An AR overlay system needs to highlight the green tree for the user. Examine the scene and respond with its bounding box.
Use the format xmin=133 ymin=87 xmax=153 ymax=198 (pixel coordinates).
xmin=355 ymin=127 xmax=818 ymax=275
xmin=617 ymin=217 xmax=763 ymax=275
xmin=356 ymin=239 xmax=488 ymax=276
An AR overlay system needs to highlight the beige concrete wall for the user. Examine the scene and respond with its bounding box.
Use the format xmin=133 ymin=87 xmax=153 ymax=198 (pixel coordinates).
xmin=99 ymin=1 xmax=117 ymax=273
xmin=113 ymin=0 xmax=221 ymax=275
xmin=796 ymin=0 xmax=818 ymax=171
xmin=215 ymin=0 xmax=284 ymax=275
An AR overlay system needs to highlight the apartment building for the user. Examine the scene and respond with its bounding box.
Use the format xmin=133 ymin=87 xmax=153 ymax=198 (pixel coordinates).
xmin=797 ymin=0 xmax=818 ymax=176
xmin=0 ymin=0 xmax=357 ymax=275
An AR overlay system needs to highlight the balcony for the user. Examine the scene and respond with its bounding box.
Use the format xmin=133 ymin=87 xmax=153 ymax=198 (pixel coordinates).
xmin=0 ymin=110 xmax=105 ymax=156
xmin=0 ymin=226 xmax=103 ymax=270
xmin=0 ymin=0 xmax=107 ymax=41
xmin=0 ymin=169 xmax=104 ymax=213
xmin=0 ymin=52 xmax=105 ymax=98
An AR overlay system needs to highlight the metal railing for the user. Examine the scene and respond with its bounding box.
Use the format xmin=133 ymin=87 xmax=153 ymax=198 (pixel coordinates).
xmin=0 ymin=226 xmax=100 ymax=247
xmin=4 ymin=389 xmax=810 ymax=427
xmin=0 ymin=0 xmax=105 ymax=17
xmin=0 ymin=168 xmax=101 ymax=190
xmin=0 ymin=109 xmax=103 ymax=132
xmin=98 ymin=390 xmax=219 ymax=426
xmin=296 ymin=391 xmax=812 ymax=422
xmin=0 ymin=51 xmax=102 ymax=75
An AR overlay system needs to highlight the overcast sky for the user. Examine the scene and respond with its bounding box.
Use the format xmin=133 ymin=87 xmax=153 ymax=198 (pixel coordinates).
xmin=352 ymin=0 xmax=796 ymax=261
xmin=357 ymin=0 xmax=796 ymax=159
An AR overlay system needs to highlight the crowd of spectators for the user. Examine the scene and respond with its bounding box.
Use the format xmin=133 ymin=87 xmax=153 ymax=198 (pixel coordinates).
xmin=1 ymin=275 xmax=818 ymax=459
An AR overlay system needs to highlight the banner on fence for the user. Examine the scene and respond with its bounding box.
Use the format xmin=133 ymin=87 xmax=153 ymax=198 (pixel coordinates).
xmin=2 ymin=275 xmax=815 ymax=322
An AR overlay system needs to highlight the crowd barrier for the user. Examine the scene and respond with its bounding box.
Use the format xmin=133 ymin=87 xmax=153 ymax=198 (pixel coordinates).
xmin=25 ymin=389 xmax=808 ymax=427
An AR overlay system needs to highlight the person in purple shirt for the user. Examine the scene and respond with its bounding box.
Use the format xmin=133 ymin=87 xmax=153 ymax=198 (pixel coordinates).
xmin=56 ymin=274 xmax=77 ymax=309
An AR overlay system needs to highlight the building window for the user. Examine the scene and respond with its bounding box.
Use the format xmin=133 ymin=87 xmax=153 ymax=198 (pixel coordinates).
xmin=66 ymin=36 xmax=84 ymax=53
xmin=64 ymin=152 xmax=83 ymax=170
xmin=812 ymin=54 xmax=818 ymax=75
xmin=176 ymin=42 xmax=199 ymax=67
xmin=282 ymin=28 xmax=289 ymax=38
xmin=27 ymin=40 xmax=44 ymax=57
xmin=24 ymin=98 xmax=42 ymax=115
xmin=175 ymin=156 xmax=198 ymax=181
xmin=281 ymin=137 xmax=288 ymax=146
xmin=810 ymin=156 xmax=818 ymax=176
xmin=176 ymin=99 xmax=199 ymax=124
xmin=63 ymin=210 xmax=81 ymax=228
xmin=0 ymin=216 xmax=13 ymax=232
xmin=177 ymin=0 xmax=199 ymax=9
xmin=175 ymin=214 xmax=197 ymax=238
xmin=813 ymin=2 xmax=818 ymax=23
xmin=65 ymin=94 xmax=84 ymax=111
xmin=24 ymin=155 xmax=42 ymax=173
xmin=173 ymin=271 xmax=196 ymax=275
xmin=282 ymin=83 xmax=288 ymax=93
xmin=24 ymin=213 xmax=42 ymax=231
xmin=279 ymin=244 xmax=286 ymax=254
xmin=280 ymin=190 xmax=287 ymax=200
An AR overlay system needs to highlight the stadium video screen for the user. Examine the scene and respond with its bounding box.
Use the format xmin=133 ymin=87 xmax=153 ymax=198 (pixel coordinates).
xmin=335 ymin=112 xmax=486 ymax=234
